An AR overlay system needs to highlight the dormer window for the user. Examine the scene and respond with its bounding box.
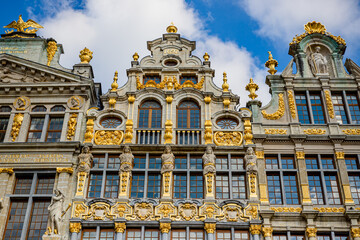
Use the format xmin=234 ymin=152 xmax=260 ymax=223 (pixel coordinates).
xmin=144 ymin=75 xmax=161 ymax=84
xmin=180 ymin=75 xmax=198 ymax=84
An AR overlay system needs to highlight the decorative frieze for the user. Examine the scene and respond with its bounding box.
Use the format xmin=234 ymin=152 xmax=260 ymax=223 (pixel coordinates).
xmin=264 ymin=129 xmax=287 ymax=135
xmin=214 ymin=131 xmax=243 ymax=146
xmin=313 ymin=207 xmax=345 ymax=213
xmin=270 ymin=207 xmax=302 ymax=213
xmin=94 ymin=130 xmax=124 ymax=145
xmin=342 ymin=129 xmax=360 ymax=135
xmin=56 ymin=167 xmax=73 ymax=174
xmin=303 ymin=129 xmax=326 ymax=135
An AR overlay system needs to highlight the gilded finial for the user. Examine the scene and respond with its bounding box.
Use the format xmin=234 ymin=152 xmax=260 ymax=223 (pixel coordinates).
xmin=166 ymin=22 xmax=178 ymax=33
xmin=133 ymin=52 xmax=139 ymax=61
xmin=203 ymin=52 xmax=210 ymax=61
xmin=265 ymin=51 xmax=278 ymax=75
xmin=79 ymin=47 xmax=93 ymax=64
xmin=3 ymin=15 xmax=43 ymax=34
xmin=304 ymin=21 xmax=326 ymax=34
xmin=111 ymin=71 xmax=118 ymax=92
xmin=222 ymin=72 xmax=229 ymax=92
xmin=245 ymin=78 xmax=259 ymax=100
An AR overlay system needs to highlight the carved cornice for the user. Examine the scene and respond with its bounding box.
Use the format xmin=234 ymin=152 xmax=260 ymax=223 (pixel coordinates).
xmin=303 ymin=129 xmax=326 ymax=135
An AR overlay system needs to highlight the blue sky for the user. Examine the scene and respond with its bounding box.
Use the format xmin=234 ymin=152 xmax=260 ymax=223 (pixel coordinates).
xmin=2 ymin=0 xmax=360 ymax=105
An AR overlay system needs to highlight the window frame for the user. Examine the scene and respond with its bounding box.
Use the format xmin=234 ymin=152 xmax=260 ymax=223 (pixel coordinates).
xmin=295 ymin=91 xmax=328 ymax=124
xmin=138 ymin=101 xmax=162 ymax=129
xmin=176 ymin=101 xmax=201 ymax=129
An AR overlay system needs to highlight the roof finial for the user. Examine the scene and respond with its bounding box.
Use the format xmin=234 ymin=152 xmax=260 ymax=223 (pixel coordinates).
xmin=203 ymin=52 xmax=210 ymax=61
xmin=111 ymin=71 xmax=118 ymax=92
xmin=166 ymin=22 xmax=178 ymax=33
xmin=133 ymin=52 xmax=139 ymax=61
xmin=265 ymin=51 xmax=278 ymax=75
xmin=245 ymin=78 xmax=259 ymax=100
xmin=222 ymin=72 xmax=229 ymax=92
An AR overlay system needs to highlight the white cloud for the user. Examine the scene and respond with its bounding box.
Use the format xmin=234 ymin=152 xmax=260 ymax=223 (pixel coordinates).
xmin=35 ymin=0 xmax=269 ymax=106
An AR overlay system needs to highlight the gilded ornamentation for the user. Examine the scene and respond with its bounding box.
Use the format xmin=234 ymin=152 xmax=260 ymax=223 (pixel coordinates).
xmin=303 ymin=129 xmax=326 ymax=135
xmin=204 ymin=223 xmax=216 ymax=234
xmin=262 ymin=227 xmax=273 ymax=237
xmin=306 ymin=227 xmax=317 ymax=238
xmin=83 ymin=202 xmax=116 ymax=221
xmin=109 ymin=98 xmax=116 ymax=108
xmin=213 ymin=131 xmax=243 ymax=146
xmin=119 ymin=146 xmax=134 ymax=197
xmin=14 ymin=96 xmax=30 ymax=110
xmin=128 ymin=95 xmax=136 ymax=103
xmin=69 ymin=222 xmax=82 ymax=233
xmin=204 ymin=96 xmax=211 ymax=104
xmin=157 ymin=204 xmax=173 ymax=218
xmin=313 ymin=207 xmax=345 ymax=213
xmin=11 ymin=113 xmax=24 ymax=142
xmin=111 ymin=71 xmax=118 ymax=92
xmin=134 ymin=202 xmax=153 ymax=221
xmin=112 ymin=202 xmax=132 ymax=218
xmin=245 ymin=205 xmax=258 ymax=220
xmin=265 ymin=51 xmax=278 ymax=75
xmin=67 ymin=113 xmax=77 ymax=140
xmin=94 ymin=130 xmax=124 ymax=145
xmin=75 ymin=172 xmax=87 ymax=196
xmin=46 ymin=40 xmax=57 ymax=66
xmin=0 ymin=168 xmax=14 ymax=175
xmin=324 ymin=91 xmax=334 ymax=119
xmin=288 ymin=90 xmax=296 ymax=119
xmin=296 ymin=151 xmax=305 ymax=159
xmin=133 ymin=52 xmax=139 ymax=61
xmin=166 ymin=96 xmax=173 ymax=103
xmin=255 ymin=151 xmax=264 ymax=159
xmin=203 ymin=52 xmax=210 ymax=61
xmin=115 ymin=223 xmax=126 ymax=233
xmin=342 ymin=129 xmax=360 ymax=135
xmin=223 ymin=204 xmax=250 ymax=222
xmin=262 ymin=93 xmax=285 ymax=120
xmin=198 ymin=203 xmax=221 ymax=220
xmin=79 ymin=47 xmax=93 ymax=64
xmin=335 ymin=151 xmax=345 ymax=159
xmin=164 ymin=120 xmax=173 ymax=144
xmin=264 ymin=129 xmax=287 ymax=135
xmin=249 ymin=225 xmax=262 ymax=235
xmin=56 ymin=167 xmax=73 ymax=174
xmin=204 ymin=120 xmax=213 ymax=144
xmin=124 ymin=119 xmax=134 ymax=143
xmin=223 ymin=98 xmax=230 ymax=109
xmin=160 ymin=223 xmax=171 ymax=233
xmin=222 ymin=72 xmax=229 ymax=92
xmin=163 ymin=172 xmax=172 ymax=194
xmin=351 ymin=228 xmax=360 ymax=238
xmin=179 ymin=203 xmax=197 ymax=221
xmin=243 ymin=119 xmax=253 ymax=145
xmin=136 ymin=75 xmax=205 ymax=91
xmin=245 ymin=78 xmax=258 ymax=100
xmin=73 ymin=202 xmax=87 ymax=218
xmin=4 ymin=15 xmax=43 ymax=34
xmin=249 ymin=173 xmax=257 ymax=194
xmin=68 ymin=96 xmax=84 ymax=110
xmin=205 ymin=173 xmax=214 ymax=193
xmin=270 ymin=207 xmax=302 ymax=213
xmin=166 ymin=22 xmax=178 ymax=33
xmin=290 ymin=21 xmax=346 ymax=45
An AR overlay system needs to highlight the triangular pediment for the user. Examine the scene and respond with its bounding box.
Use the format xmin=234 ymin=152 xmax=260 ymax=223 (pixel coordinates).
xmin=0 ymin=53 xmax=91 ymax=85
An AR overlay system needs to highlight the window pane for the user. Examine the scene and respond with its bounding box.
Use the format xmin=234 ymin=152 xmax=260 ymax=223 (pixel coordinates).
xmin=283 ymin=175 xmax=299 ymax=204
xmin=332 ymin=93 xmax=348 ymax=124
xmin=100 ymin=229 xmax=115 ymax=240
xmin=345 ymin=157 xmax=359 ymax=170
xmin=174 ymin=174 xmax=187 ymax=199
xmin=180 ymin=76 xmax=197 ymax=84
xmin=231 ymin=157 xmax=244 ymax=170
xmin=291 ymin=235 xmax=304 ymax=240
xmin=144 ymin=230 xmax=159 ymax=240
xmin=51 ymin=105 xmax=65 ymax=112
xmin=267 ymin=174 xmax=282 ymax=204
xmin=139 ymin=101 xmax=161 ymax=128
xmin=27 ymin=117 xmax=45 ymax=142
xmin=147 ymin=174 xmax=161 ymax=198
xmin=144 ymin=75 xmax=160 ymax=84
xmin=295 ymin=93 xmax=310 ymax=124
xmin=190 ymin=175 xmax=203 ymax=198
xmin=27 ymin=200 xmax=51 ymax=240
xmin=266 ymin=156 xmax=279 ymax=169
xmin=308 ymin=174 xmax=324 ymax=204
xmin=177 ymin=101 xmax=200 ymax=129
xmin=100 ymin=117 xmax=122 ymax=128
xmin=108 ymin=155 xmax=120 ymax=169
xmin=134 ymin=156 xmax=146 ymax=169
xmin=273 ymin=235 xmax=287 ymax=240
xmin=306 ymin=157 xmax=318 ymax=169
xmin=190 ymin=157 xmax=202 ymax=169
xmin=149 ymin=156 xmax=161 ymax=169
xmin=216 ymin=157 xmax=228 ymax=170
xmin=88 ymin=174 xmax=103 ymax=198
xmin=317 ymin=235 xmax=331 ymax=240
xmin=32 ymin=106 xmax=47 ymax=112
xmin=82 ymin=229 xmax=97 ymax=240
xmin=310 ymin=93 xmax=326 ymax=124
xmin=104 ymin=174 xmax=119 ymax=198
xmin=216 ymin=230 xmax=231 ymax=240
xmin=325 ymin=174 xmax=341 ymax=204
xmin=93 ymin=155 xmax=106 ymax=168
xmin=216 ymin=175 xmax=229 ymax=199
xmin=172 ymin=230 xmax=186 ymax=240
xmin=0 ymin=118 xmax=9 ymax=142
xmin=36 ymin=175 xmax=55 ymax=194
xmin=234 ymin=231 xmax=249 ymax=240
xmin=131 ymin=175 xmax=145 ymax=198
xmin=335 ymin=234 xmax=349 ymax=240
xmin=189 ymin=230 xmax=203 ymax=240
xmin=175 ymin=157 xmax=187 ymax=169
xmin=46 ymin=117 xmax=63 ymax=142
xmin=347 ymin=93 xmax=360 ymax=123
xmin=232 ymin=175 xmax=246 ymax=199
xmin=4 ymin=201 xmax=28 ymax=239
xmin=14 ymin=177 xmax=33 ymax=194
xmin=127 ymin=229 xmax=141 ymax=240
xmin=281 ymin=156 xmax=295 ymax=169
xmin=349 ymin=175 xmax=360 ymax=204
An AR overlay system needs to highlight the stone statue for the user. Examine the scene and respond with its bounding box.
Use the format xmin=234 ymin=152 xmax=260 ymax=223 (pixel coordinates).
xmin=77 ymin=146 xmax=93 ymax=173
xmin=245 ymin=147 xmax=257 ymax=173
xmin=309 ymin=46 xmax=328 ymax=74
xmin=47 ymin=189 xmax=65 ymax=235
xmin=202 ymin=146 xmax=216 ymax=175
xmin=119 ymin=146 xmax=134 ymax=175
xmin=161 ymin=145 xmax=175 ymax=174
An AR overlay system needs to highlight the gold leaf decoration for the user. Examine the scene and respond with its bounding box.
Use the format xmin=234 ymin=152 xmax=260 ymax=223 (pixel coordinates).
xmin=261 ymin=93 xmax=285 ymax=120
xmin=324 ymin=91 xmax=334 ymax=119
xmin=303 ymin=129 xmax=326 ymax=135
xmin=213 ymin=131 xmax=243 ymax=146
xmin=94 ymin=130 xmax=124 ymax=145
xmin=264 ymin=129 xmax=287 ymax=135
xmin=288 ymin=90 xmax=296 ymax=119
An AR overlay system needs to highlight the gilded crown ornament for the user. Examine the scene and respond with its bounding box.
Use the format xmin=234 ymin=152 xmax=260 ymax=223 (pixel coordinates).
xmin=222 ymin=72 xmax=229 ymax=92
xmin=166 ymin=22 xmax=178 ymax=33
xmin=4 ymin=15 xmax=43 ymax=34
xmin=304 ymin=21 xmax=326 ymax=34
xmin=203 ymin=52 xmax=210 ymax=61
xmin=111 ymin=71 xmax=119 ymax=92
xmin=245 ymin=78 xmax=259 ymax=100
xmin=133 ymin=52 xmax=139 ymax=61
xmin=265 ymin=51 xmax=278 ymax=75
xmin=79 ymin=47 xmax=93 ymax=64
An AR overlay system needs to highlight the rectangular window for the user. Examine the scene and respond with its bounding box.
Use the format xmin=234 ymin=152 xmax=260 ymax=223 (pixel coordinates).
xmin=14 ymin=177 xmax=33 ymax=194
xmin=281 ymin=156 xmax=295 ymax=169
xmin=134 ymin=156 xmax=146 ymax=169
xmin=88 ymin=174 xmax=103 ymax=198
xmin=45 ymin=117 xmax=63 ymax=142
xmin=290 ymin=235 xmax=305 ymax=240
xmin=131 ymin=174 xmax=145 ymax=198
xmin=27 ymin=200 xmax=50 ymax=240
xmin=234 ymin=231 xmax=249 ymax=240
xmin=273 ymin=235 xmax=287 ymax=240
xmin=27 ymin=117 xmax=45 ymax=142
xmin=267 ymin=174 xmax=282 ymax=204
xmin=306 ymin=157 xmax=319 ymax=169
xmin=82 ymin=229 xmax=97 ymax=240
xmin=180 ymin=76 xmax=198 ymax=84
xmin=345 ymin=157 xmax=359 ymax=170
xmin=332 ymin=93 xmax=348 ymax=124
xmin=324 ymin=174 xmax=341 ymax=204
xmin=174 ymin=174 xmax=187 ymax=199
xmin=308 ymin=174 xmax=324 ymax=204
xmin=149 ymin=156 xmax=161 ymax=169
xmin=317 ymin=235 xmax=331 ymax=240
xmin=347 ymin=93 xmax=360 ymax=123
xmin=232 ymin=175 xmax=246 ymax=199
xmin=4 ymin=201 xmax=28 ymax=239
xmin=107 ymin=155 xmax=120 ymax=169
xmin=99 ymin=229 xmax=115 ymax=240
xmin=266 ymin=156 xmax=279 ymax=169
xmin=0 ymin=117 xmax=9 ymax=142
xmin=189 ymin=230 xmax=204 ymax=240
xmin=190 ymin=156 xmax=203 ymax=169
xmin=172 ymin=230 xmax=186 ymax=240
xmin=216 ymin=230 xmax=231 ymax=240
xmin=147 ymin=174 xmax=161 ymax=198
xmin=283 ymin=175 xmax=299 ymax=204
xmin=175 ymin=156 xmax=187 ymax=169
xmin=321 ymin=157 xmax=335 ymax=169
xmin=295 ymin=93 xmax=310 ymax=124
xmin=127 ymin=229 xmax=141 ymax=240
xmin=93 ymin=155 xmax=106 ymax=168
xmin=190 ymin=175 xmax=203 ymax=198
xmin=36 ymin=176 xmax=55 ymax=194
xmin=144 ymin=229 xmax=159 ymax=240
xmin=216 ymin=175 xmax=229 ymax=199
xmin=144 ymin=75 xmax=161 ymax=84
xmin=310 ymin=93 xmax=326 ymax=124
xmin=231 ymin=157 xmax=244 ymax=170
xmin=349 ymin=175 xmax=360 ymax=204
xmin=335 ymin=234 xmax=349 ymax=240
xmin=104 ymin=174 xmax=119 ymax=198
xmin=216 ymin=157 xmax=228 ymax=170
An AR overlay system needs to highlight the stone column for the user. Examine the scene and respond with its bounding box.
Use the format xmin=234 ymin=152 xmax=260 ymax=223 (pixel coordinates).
xmin=306 ymin=227 xmax=317 ymax=240
xmin=56 ymin=167 xmax=74 ymax=197
xmin=296 ymin=151 xmax=312 ymax=205
xmin=245 ymin=147 xmax=258 ymax=201
xmin=160 ymin=222 xmax=171 ymax=240
xmin=249 ymin=224 xmax=261 ymax=240
xmin=351 ymin=227 xmax=360 ymax=240
xmin=262 ymin=226 xmax=273 ymax=240
xmin=204 ymin=223 xmax=216 ymax=240
xmin=203 ymin=146 xmax=216 ymax=199
xmin=115 ymin=222 xmax=126 ymax=240
xmin=255 ymin=150 xmax=269 ymax=204
xmin=118 ymin=146 xmax=134 ymax=199
xmin=335 ymin=151 xmax=355 ymax=205
xmin=69 ymin=222 xmax=82 ymax=240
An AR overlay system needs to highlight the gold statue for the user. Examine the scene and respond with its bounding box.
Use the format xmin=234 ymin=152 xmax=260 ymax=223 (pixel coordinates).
xmin=4 ymin=15 xmax=43 ymax=34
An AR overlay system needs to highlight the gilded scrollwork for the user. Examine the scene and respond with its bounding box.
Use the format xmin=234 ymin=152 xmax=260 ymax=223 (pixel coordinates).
xmin=270 ymin=207 xmax=302 ymax=213
xmin=136 ymin=75 xmax=205 ymax=90
xmin=67 ymin=113 xmax=77 ymax=140
xmin=313 ymin=207 xmax=345 ymax=213
xmin=213 ymin=131 xmax=243 ymax=146
xmin=303 ymin=129 xmax=326 ymax=135
xmin=46 ymin=40 xmax=57 ymax=66
xmin=261 ymin=93 xmax=285 ymax=120
xmin=133 ymin=202 xmax=154 ymax=221
xmin=306 ymin=227 xmax=317 ymax=238
xmin=11 ymin=113 xmax=24 ymax=142
xmin=154 ymin=202 xmax=177 ymax=220
xmin=115 ymin=223 xmax=126 ymax=233
xmin=198 ymin=202 xmax=221 ymax=219
xmin=288 ymin=90 xmax=297 ymax=119
xmin=223 ymin=204 xmax=250 ymax=222
xmin=160 ymin=223 xmax=171 ymax=233
xmin=204 ymin=223 xmax=216 ymax=233
xmin=83 ymin=202 xmax=116 ymax=221
xmin=94 ymin=130 xmax=124 ymax=145
xmin=179 ymin=203 xmax=198 ymax=221
xmin=342 ymin=129 xmax=360 ymax=135
xmin=249 ymin=225 xmax=262 ymax=235
xmin=71 ymin=202 xmax=88 ymax=218
xmin=324 ymin=90 xmax=335 ymax=119
xmin=264 ymin=129 xmax=287 ymax=135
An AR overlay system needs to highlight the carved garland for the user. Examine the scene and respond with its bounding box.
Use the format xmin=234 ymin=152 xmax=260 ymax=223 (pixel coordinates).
xmin=46 ymin=40 xmax=58 ymax=66
xmin=11 ymin=113 xmax=24 ymax=142
xmin=287 ymin=90 xmax=296 ymax=119
xmin=136 ymin=75 xmax=205 ymax=90
xmin=213 ymin=131 xmax=243 ymax=146
xmin=324 ymin=90 xmax=335 ymax=119
xmin=67 ymin=113 xmax=78 ymax=140
xmin=264 ymin=129 xmax=287 ymax=135
xmin=94 ymin=130 xmax=124 ymax=145
xmin=342 ymin=129 xmax=360 ymax=135
xmin=261 ymin=93 xmax=285 ymax=120
xmin=303 ymin=129 xmax=326 ymax=135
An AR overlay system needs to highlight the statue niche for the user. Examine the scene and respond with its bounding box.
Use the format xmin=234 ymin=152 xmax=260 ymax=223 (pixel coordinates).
xmin=307 ymin=45 xmax=330 ymax=75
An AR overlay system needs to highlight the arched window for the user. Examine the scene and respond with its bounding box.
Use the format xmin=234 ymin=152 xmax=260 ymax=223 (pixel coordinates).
xmin=177 ymin=101 xmax=200 ymax=128
xmin=138 ymin=101 xmax=162 ymax=128
xmin=51 ymin=105 xmax=66 ymax=112
xmin=32 ymin=106 xmax=47 ymax=112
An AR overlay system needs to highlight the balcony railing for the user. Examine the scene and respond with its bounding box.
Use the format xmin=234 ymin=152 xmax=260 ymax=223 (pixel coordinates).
xmin=176 ymin=129 xmax=202 ymax=145
xmin=136 ymin=129 xmax=162 ymax=144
